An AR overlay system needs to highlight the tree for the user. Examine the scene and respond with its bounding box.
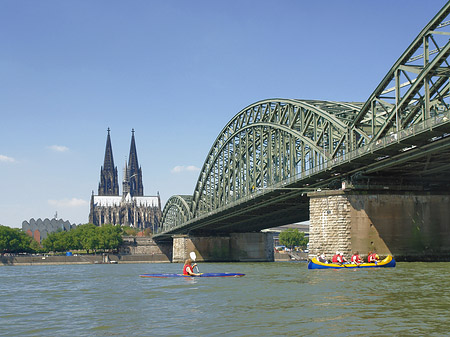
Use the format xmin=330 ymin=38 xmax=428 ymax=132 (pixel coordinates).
xmin=42 ymin=230 xmax=69 ymax=252
xmin=29 ymin=239 xmax=44 ymax=253
xmin=98 ymin=224 xmax=122 ymax=252
xmin=78 ymin=224 xmax=99 ymax=253
xmin=40 ymin=223 xmax=124 ymax=254
xmin=0 ymin=225 xmax=33 ymax=254
xmin=279 ymin=228 xmax=308 ymax=250
xmin=122 ymin=226 xmax=138 ymax=236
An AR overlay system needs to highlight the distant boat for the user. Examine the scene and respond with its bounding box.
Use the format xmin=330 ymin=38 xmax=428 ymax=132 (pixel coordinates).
xmin=308 ymin=255 xmax=396 ymax=269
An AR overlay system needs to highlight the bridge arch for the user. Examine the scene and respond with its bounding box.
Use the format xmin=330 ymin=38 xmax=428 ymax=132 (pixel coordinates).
xmin=160 ymin=195 xmax=192 ymax=232
xmin=190 ymin=99 xmax=368 ymax=218
xmin=160 ymin=99 xmax=367 ymax=230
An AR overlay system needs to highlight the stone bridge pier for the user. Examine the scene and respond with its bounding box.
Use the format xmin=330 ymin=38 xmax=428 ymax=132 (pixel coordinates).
xmin=307 ymin=189 xmax=450 ymax=261
xmin=172 ymin=232 xmax=275 ymax=263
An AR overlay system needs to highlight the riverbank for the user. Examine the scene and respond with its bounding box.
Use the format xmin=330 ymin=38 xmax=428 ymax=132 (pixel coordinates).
xmin=2 ymin=252 xmax=301 ymax=265
xmin=1 ymin=253 xmax=170 ymax=266
xmin=274 ymin=250 xmax=308 ymax=261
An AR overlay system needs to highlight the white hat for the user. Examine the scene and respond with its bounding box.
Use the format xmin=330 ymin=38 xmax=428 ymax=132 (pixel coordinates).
xmin=336 ymin=251 xmax=339 ymax=255
xmin=340 ymin=252 xmax=344 ymax=255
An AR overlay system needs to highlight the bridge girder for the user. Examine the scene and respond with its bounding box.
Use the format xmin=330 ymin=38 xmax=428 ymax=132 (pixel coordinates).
xmin=353 ymin=2 xmax=450 ymax=143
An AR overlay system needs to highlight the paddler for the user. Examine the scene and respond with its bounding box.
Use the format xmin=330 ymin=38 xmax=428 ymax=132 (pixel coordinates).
xmin=368 ymin=251 xmax=379 ymax=264
xmin=183 ymin=258 xmax=202 ymax=276
xmin=351 ymin=251 xmax=362 ymax=265
xmin=332 ymin=251 xmax=340 ymax=263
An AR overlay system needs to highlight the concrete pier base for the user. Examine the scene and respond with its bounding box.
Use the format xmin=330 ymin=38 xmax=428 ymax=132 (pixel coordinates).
xmin=308 ymin=190 xmax=450 ymax=261
xmin=172 ymin=232 xmax=274 ymax=263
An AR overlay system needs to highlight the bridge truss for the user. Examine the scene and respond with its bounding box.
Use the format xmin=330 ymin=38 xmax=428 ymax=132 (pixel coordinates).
xmin=158 ymin=1 xmax=450 ymax=236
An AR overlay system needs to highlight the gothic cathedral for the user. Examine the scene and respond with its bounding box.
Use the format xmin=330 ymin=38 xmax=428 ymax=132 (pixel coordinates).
xmin=89 ymin=129 xmax=162 ymax=231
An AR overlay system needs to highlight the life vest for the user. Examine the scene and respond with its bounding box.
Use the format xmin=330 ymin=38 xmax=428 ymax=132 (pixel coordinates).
xmin=352 ymin=254 xmax=361 ymax=263
xmin=368 ymin=253 xmax=378 ymax=263
xmin=183 ymin=264 xmax=193 ymax=275
xmin=332 ymin=254 xmax=339 ymax=263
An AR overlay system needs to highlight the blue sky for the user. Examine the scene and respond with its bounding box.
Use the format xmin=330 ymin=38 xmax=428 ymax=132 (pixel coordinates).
xmin=0 ymin=0 xmax=447 ymax=228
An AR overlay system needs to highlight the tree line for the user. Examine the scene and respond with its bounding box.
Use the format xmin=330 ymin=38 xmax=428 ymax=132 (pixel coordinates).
xmin=0 ymin=224 xmax=123 ymax=255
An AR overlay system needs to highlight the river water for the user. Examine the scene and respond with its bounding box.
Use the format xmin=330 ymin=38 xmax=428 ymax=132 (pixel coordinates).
xmin=0 ymin=261 xmax=449 ymax=336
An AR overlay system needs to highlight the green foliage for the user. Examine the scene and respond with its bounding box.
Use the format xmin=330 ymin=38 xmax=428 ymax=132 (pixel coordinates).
xmin=42 ymin=230 xmax=69 ymax=252
xmin=0 ymin=225 xmax=33 ymax=254
xmin=41 ymin=223 xmax=123 ymax=253
xmin=98 ymin=224 xmax=123 ymax=251
xmin=0 ymin=223 xmax=124 ymax=254
xmin=122 ymin=226 xmax=138 ymax=237
xmin=29 ymin=239 xmax=44 ymax=253
xmin=279 ymin=228 xmax=308 ymax=250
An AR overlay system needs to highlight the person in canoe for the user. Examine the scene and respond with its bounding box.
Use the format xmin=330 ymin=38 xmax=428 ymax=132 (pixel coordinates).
xmin=318 ymin=253 xmax=328 ymax=263
xmin=351 ymin=251 xmax=363 ymax=265
xmin=339 ymin=252 xmax=348 ymax=264
xmin=332 ymin=251 xmax=340 ymax=264
xmin=367 ymin=251 xmax=380 ymax=264
xmin=332 ymin=252 xmax=347 ymax=265
xmin=183 ymin=258 xmax=202 ymax=276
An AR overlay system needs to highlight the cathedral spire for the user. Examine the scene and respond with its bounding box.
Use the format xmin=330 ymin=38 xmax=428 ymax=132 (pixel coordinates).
xmin=123 ymin=129 xmax=143 ymax=197
xmin=103 ymin=128 xmax=114 ymax=171
xmin=98 ymin=128 xmax=119 ymax=196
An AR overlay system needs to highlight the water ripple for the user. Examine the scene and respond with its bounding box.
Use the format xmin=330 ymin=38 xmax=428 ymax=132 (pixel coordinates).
xmin=1 ymin=262 xmax=449 ymax=336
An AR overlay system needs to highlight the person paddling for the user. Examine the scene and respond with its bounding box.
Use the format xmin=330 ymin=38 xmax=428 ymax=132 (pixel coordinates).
xmin=318 ymin=253 xmax=327 ymax=263
xmin=332 ymin=251 xmax=340 ymax=264
xmin=183 ymin=258 xmax=201 ymax=276
xmin=351 ymin=251 xmax=362 ymax=265
xmin=367 ymin=251 xmax=379 ymax=264
xmin=338 ymin=252 xmax=348 ymax=264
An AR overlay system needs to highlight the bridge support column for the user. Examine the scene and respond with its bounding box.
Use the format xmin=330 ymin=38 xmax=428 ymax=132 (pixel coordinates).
xmin=172 ymin=232 xmax=274 ymax=262
xmin=308 ymin=190 xmax=450 ymax=261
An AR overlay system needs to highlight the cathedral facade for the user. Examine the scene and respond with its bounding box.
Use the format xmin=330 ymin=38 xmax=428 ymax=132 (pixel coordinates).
xmin=89 ymin=129 xmax=162 ymax=231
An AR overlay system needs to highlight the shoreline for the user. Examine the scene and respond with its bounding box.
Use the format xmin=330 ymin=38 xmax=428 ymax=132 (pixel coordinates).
xmin=2 ymin=251 xmax=304 ymax=266
xmin=1 ymin=254 xmax=171 ymax=266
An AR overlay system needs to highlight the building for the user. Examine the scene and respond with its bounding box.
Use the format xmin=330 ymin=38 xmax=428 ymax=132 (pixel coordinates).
xmin=22 ymin=217 xmax=77 ymax=244
xmin=89 ymin=129 xmax=162 ymax=231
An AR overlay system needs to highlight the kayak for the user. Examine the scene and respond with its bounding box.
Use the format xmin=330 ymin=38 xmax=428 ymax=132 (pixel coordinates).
xmin=308 ymin=255 xmax=396 ymax=269
xmin=140 ymin=272 xmax=245 ymax=278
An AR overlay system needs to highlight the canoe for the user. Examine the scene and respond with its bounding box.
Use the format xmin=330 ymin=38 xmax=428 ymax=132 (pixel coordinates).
xmin=139 ymin=272 xmax=245 ymax=278
xmin=308 ymin=255 xmax=396 ymax=269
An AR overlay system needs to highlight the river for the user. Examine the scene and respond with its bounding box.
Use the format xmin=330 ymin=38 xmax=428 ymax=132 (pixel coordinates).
xmin=0 ymin=261 xmax=448 ymax=336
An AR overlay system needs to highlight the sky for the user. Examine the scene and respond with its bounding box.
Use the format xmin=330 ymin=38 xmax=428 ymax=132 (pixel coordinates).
xmin=0 ymin=0 xmax=447 ymax=228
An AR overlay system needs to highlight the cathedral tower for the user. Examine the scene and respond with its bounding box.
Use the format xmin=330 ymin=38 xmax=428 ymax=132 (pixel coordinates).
xmin=90 ymin=128 xmax=161 ymax=230
xmin=98 ymin=128 xmax=119 ymax=196
xmin=123 ymin=129 xmax=144 ymax=197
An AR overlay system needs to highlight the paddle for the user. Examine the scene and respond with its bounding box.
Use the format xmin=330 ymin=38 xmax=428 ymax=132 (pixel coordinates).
xmin=190 ymin=251 xmax=200 ymax=273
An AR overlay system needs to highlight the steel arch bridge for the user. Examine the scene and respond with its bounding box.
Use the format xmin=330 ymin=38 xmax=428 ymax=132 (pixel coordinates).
xmin=157 ymin=2 xmax=450 ymax=238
